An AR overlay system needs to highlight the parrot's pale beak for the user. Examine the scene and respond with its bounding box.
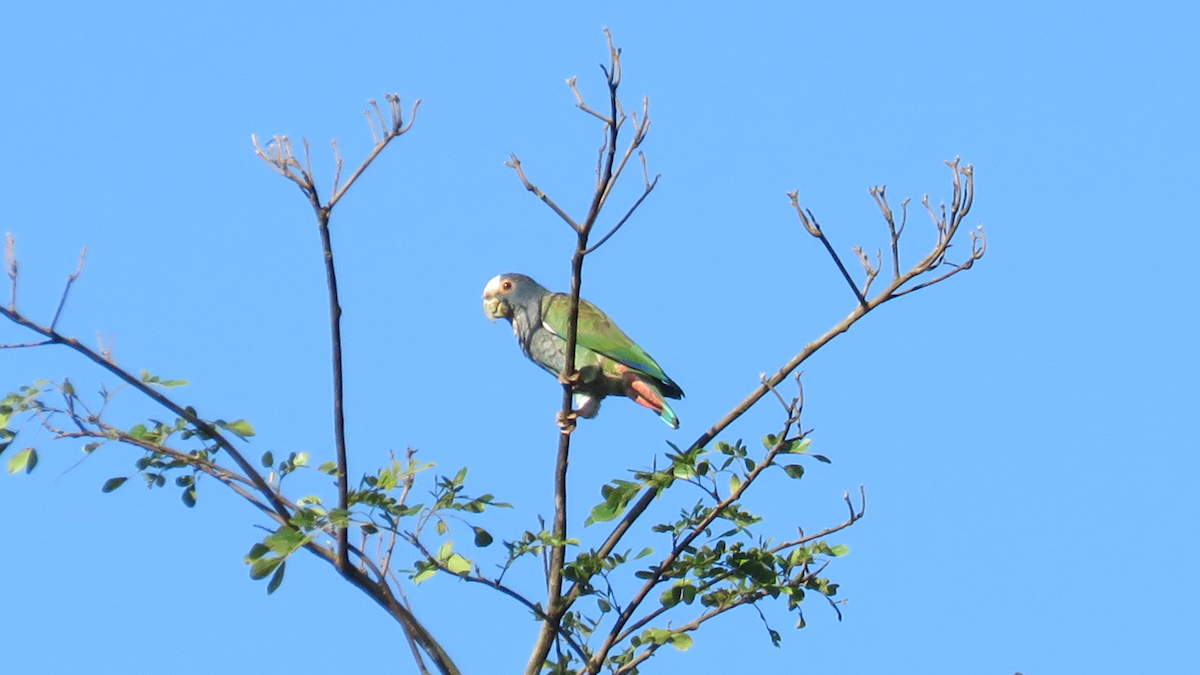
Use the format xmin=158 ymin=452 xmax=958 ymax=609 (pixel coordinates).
xmin=482 ymin=275 xmax=506 ymax=322
xmin=482 ymin=296 xmax=504 ymax=322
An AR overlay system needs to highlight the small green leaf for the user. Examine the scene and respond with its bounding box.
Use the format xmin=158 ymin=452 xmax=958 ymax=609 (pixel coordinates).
xmin=812 ymin=454 xmax=832 ymax=464
xmin=249 ymin=556 xmax=282 ymax=580
xmin=473 ymin=527 xmax=494 ymax=547
xmin=635 ymin=547 xmax=654 ymax=560
xmin=762 ymin=434 xmax=778 ymax=449
xmin=660 ymin=587 xmax=681 ymax=608
xmin=437 ymin=541 xmax=453 ymax=560
xmin=263 ymin=527 xmax=309 ymax=556
xmin=436 ymin=520 xmax=448 ymax=535
xmin=261 ymin=451 xmax=274 ymax=468
xmin=413 ymin=568 xmax=436 ymax=584
xmin=783 ymin=464 xmax=805 ymax=479
xmin=293 ymin=452 xmax=308 ymax=467
xmin=266 ymin=560 xmax=286 ymax=594
xmin=181 ymin=487 xmax=197 ymax=508
xmin=597 ymin=598 xmax=612 ymax=613
xmin=729 ymin=473 xmax=741 ymax=495
xmin=6 ymin=447 xmax=36 ymax=474
xmin=445 ymin=553 xmax=471 ymax=575
xmin=101 ymin=477 xmax=129 ymax=493
xmin=128 ymin=424 xmax=148 ymax=439
xmin=668 ymin=633 xmax=693 ymax=651
xmin=828 ymin=544 xmax=849 ymax=557
xmin=768 ymin=629 xmax=782 ymax=647
xmin=245 ymin=543 xmax=270 ymax=562
xmin=225 ymin=419 xmax=255 ymax=438
xmin=782 ymin=438 xmax=812 ymax=454
xmin=318 ymin=461 xmax=338 ymax=475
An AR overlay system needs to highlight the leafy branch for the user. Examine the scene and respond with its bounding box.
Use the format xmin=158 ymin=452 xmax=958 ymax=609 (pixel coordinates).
xmin=498 ymin=32 xmax=984 ymax=674
xmin=2 ymin=95 xmax=465 ymax=675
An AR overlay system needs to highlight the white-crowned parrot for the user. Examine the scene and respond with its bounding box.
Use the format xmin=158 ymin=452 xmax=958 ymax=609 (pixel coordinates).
xmin=482 ymin=273 xmax=683 ymax=428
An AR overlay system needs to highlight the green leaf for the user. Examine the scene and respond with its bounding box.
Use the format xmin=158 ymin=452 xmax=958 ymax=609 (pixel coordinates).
xmin=812 ymin=454 xmax=832 ymax=464
xmin=762 ymin=434 xmax=778 ymax=449
xmin=413 ymin=568 xmax=436 ymax=584
xmin=445 ymin=553 xmax=471 ymax=575
xmin=783 ymin=464 xmax=805 ymax=479
xmin=225 ymin=419 xmax=255 ymax=438
xmin=472 ymin=526 xmax=494 ymax=547
xmin=6 ymin=447 xmax=36 ymax=474
xmin=635 ymin=547 xmax=654 ymax=560
xmin=828 ymin=544 xmax=849 ymax=557
xmin=293 ymin=452 xmax=308 ymax=467
xmin=781 ymin=438 xmax=812 ymax=454
xmin=436 ymin=520 xmax=448 ymax=535
xmin=266 ymin=560 xmax=286 ymax=594
xmin=668 ymin=633 xmax=694 ymax=651
xmin=101 ymin=477 xmax=128 ymax=493
xmin=437 ymin=541 xmax=453 ymax=560
xmin=660 ymin=587 xmax=681 ymax=608
xmin=728 ymin=473 xmax=741 ymax=495
xmin=264 ymin=527 xmax=309 ymax=556
xmin=768 ymin=629 xmax=782 ymax=647
xmin=245 ymin=543 xmax=270 ymax=562
xmin=318 ymin=461 xmax=338 ymax=475
xmin=261 ymin=451 xmax=274 ymax=468
xmin=181 ymin=487 xmax=197 ymax=508
xmin=249 ymin=556 xmax=282 ymax=580
xmin=128 ymin=424 xmax=148 ymax=439
xmin=597 ymin=598 xmax=612 ymax=613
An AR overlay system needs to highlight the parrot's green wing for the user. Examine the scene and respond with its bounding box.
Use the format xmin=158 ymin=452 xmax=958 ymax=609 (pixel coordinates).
xmin=542 ymin=294 xmax=682 ymax=398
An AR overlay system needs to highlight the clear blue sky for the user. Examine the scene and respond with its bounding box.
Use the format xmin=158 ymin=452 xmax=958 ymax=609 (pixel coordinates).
xmin=3 ymin=2 xmax=1197 ymax=674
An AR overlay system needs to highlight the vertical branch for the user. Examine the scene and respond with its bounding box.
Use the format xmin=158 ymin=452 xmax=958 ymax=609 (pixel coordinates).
xmin=255 ymin=95 xmax=420 ymax=570
xmin=520 ymin=30 xmax=656 ymax=675
xmin=317 ymin=204 xmax=351 ymax=567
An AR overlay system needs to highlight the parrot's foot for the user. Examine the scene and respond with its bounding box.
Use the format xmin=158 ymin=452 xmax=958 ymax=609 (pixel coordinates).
xmin=556 ymin=411 xmax=578 ymax=433
xmin=558 ymin=371 xmax=581 ymax=386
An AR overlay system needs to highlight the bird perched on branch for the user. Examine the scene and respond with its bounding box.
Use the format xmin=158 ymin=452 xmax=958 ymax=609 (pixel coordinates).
xmin=482 ymin=273 xmax=683 ymax=428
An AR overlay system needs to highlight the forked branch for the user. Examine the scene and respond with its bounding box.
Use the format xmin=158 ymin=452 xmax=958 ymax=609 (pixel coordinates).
xmin=508 ymin=29 xmax=660 ymax=675
xmin=568 ymin=159 xmax=985 ymax=670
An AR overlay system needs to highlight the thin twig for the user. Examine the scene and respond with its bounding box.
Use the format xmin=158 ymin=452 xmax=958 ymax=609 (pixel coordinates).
xmin=49 ymin=247 xmax=87 ymax=332
xmin=5 ymin=233 xmax=17 ymax=311
xmin=788 ymin=193 xmax=867 ymax=307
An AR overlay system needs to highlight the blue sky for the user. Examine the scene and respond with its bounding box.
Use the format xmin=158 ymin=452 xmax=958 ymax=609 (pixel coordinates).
xmin=2 ymin=2 xmax=1197 ymax=673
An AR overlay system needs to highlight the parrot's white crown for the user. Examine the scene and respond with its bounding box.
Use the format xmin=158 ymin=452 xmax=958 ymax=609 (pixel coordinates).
xmin=482 ymin=275 xmax=504 ymax=296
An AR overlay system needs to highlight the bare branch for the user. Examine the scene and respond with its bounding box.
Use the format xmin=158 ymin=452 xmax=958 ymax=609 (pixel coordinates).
xmin=582 ymin=162 xmax=660 ymax=255
xmin=49 ymin=247 xmax=87 ymax=332
xmin=329 ymin=95 xmax=421 ymax=209
xmin=0 ymin=339 xmax=52 ymax=349
xmin=506 ymin=155 xmax=582 ymax=232
xmin=788 ymin=192 xmax=867 ymax=307
xmin=5 ymin=233 xmax=16 ymax=311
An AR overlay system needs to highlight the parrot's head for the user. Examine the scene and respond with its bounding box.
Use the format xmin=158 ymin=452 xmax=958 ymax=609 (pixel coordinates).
xmin=482 ymin=273 xmax=547 ymax=322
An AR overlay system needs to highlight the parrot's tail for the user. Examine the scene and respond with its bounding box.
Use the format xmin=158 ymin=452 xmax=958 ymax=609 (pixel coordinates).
xmin=627 ymin=376 xmax=680 ymax=429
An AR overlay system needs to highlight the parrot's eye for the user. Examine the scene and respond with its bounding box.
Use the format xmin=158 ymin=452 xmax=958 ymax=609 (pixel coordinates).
xmin=501 ymin=280 xmax=513 ymax=292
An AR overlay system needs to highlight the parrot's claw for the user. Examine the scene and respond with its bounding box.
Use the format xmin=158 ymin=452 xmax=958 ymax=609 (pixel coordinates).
xmin=557 ymin=411 xmax=578 ymax=433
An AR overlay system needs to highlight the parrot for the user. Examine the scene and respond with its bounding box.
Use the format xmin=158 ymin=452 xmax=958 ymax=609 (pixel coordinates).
xmin=482 ymin=273 xmax=683 ymax=428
